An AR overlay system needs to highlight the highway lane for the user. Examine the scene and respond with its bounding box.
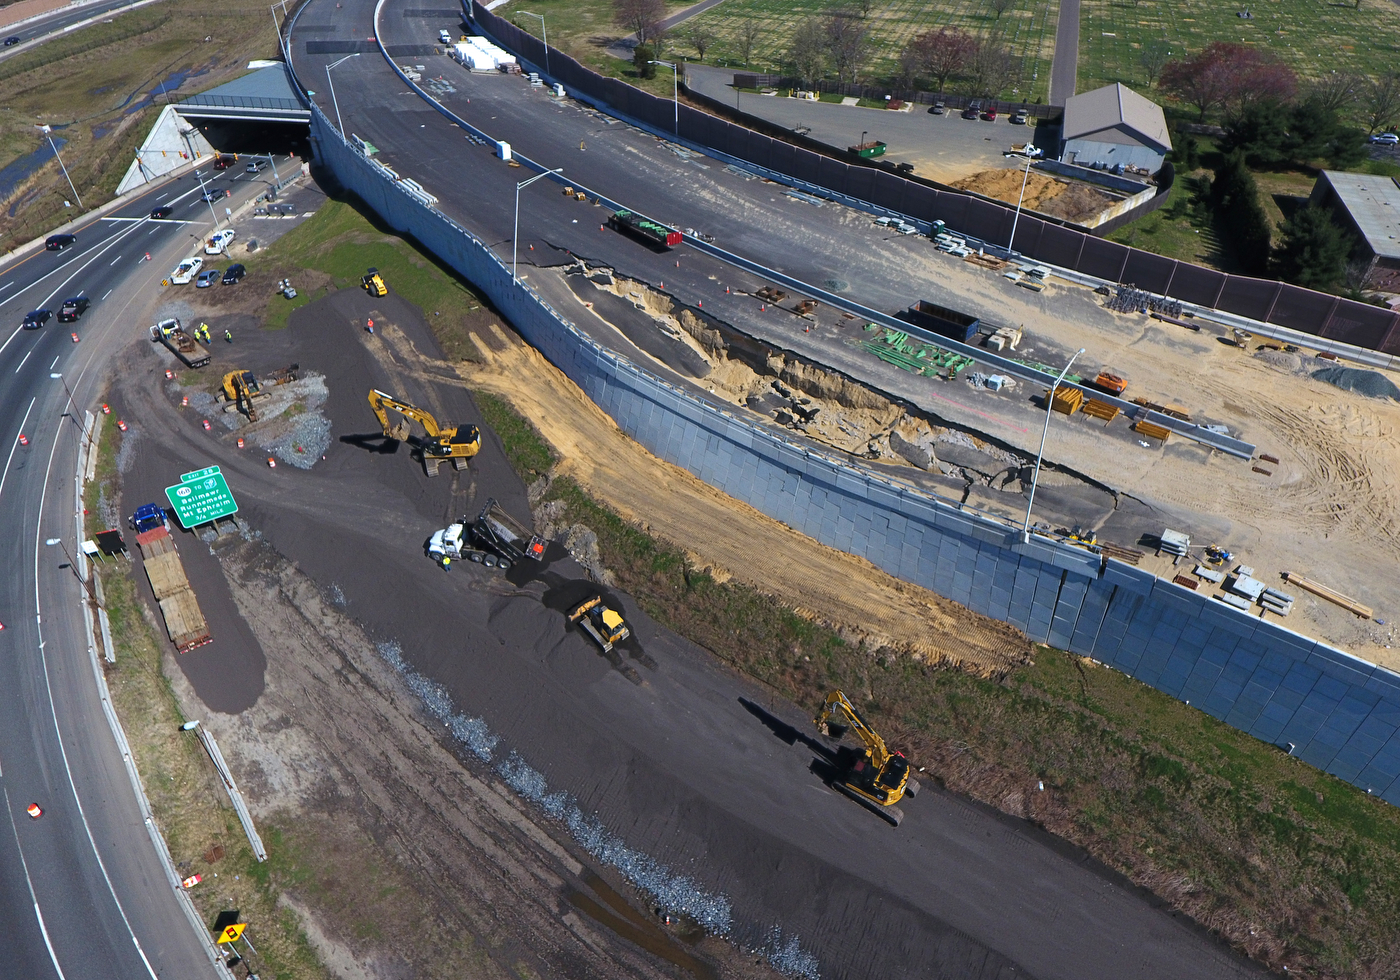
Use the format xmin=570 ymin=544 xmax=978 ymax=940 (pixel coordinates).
xmin=0 ymin=162 xmax=270 ymax=980
xmin=0 ymin=0 xmax=161 ymax=59
xmin=290 ymin=5 xmax=1265 ymax=979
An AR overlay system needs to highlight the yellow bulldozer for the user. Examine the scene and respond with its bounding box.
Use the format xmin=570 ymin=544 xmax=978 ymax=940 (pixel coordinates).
xmin=367 ymin=388 xmax=480 ymax=477
xmin=814 ymin=690 xmax=919 ymax=826
xmin=361 ymin=268 xmax=388 ymax=297
xmin=569 ymin=595 xmax=630 ymax=652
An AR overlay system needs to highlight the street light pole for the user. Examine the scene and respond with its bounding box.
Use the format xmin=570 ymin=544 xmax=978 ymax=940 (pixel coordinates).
xmin=1022 ymin=347 xmax=1085 ymax=543
xmin=45 ymin=538 xmax=102 ymax=608
xmin=650 ymin=60 xmax=678 ymax=135
xmin=514 ymin=167 xmax=563 ymax=283
xmin=519 ymin=12 xmax=548 ymax=78
xmin=38 ymin=126 xmax=82 ymax=209
xmin=1006 ymin=147 xmax=1037 ymax=255
xmin=49 ymin=372 xmax=93 ymax=441
xmin=326 ymin=53 xmax=361 ymax=137
xmin=192 ymin=168 xmax=223 ymax=231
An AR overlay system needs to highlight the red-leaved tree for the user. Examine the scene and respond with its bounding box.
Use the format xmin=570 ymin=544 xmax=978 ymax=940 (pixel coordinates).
xmin=903 ymin=27 xmax=976 ymax=94
xmin=1160 ymin=43 xmax=1296 ymax=121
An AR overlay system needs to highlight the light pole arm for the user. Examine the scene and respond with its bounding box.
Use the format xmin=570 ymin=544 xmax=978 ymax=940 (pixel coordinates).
xmin=1022 ymin=347 xmax=1084 ymax=543
xmin=513 ymin=166 xmax=563 ymax=283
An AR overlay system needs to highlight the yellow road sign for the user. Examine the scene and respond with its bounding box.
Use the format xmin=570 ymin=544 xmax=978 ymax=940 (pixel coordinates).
xmin=218 ymin=923 xmax=246 ymax=943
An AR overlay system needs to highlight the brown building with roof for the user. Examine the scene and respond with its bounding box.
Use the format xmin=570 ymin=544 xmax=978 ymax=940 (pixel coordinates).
xmin=1059 ymin=82 xmax=1172 ymax=175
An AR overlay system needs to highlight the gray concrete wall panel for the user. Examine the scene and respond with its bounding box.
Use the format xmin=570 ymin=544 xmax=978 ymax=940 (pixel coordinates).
xmin=1268 ymin=283 xmax=1336 ymax=334
xmin=1120 ymin=250 xmax=1175 ymax=294
xmin=1216 ymin=277 xmax=1279 ymax=322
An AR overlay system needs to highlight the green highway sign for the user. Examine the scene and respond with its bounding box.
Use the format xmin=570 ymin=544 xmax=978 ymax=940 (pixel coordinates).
xmin=181 ymin=465 xmax=221 ymax=483
xmin=165 ymin=468 xmax=238 ymax=527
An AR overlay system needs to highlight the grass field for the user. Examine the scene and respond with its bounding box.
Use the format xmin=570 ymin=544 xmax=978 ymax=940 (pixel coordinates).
xmin=0 ymin=0 xmax=283 ymax=250
xmin=508 ymin=0 xmax=1059 ymax=101
xmin=1078 ymin=0 xmax=1400 ymax=99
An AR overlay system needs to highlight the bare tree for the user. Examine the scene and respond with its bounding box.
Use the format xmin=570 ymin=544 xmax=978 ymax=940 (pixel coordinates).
xmin=895 ymin=40 xmax=921 ymax=90
xmin=964 ymin=40 xmax=1016 ymax=99
xmin=989 ymin=0 xmax=1014 ymax=20
xmin=1139 ymin=41 xmax=1170 ymax=88
xmin=1309 ymin=71 xmax=1362 ymax=114
xmin=856 ymin=0 xmax=876 ymax=16
xmin=1362 ymin=71 xmax=1400 ymax=133
xmin=738 ymin=18 xmax=761 ymax=66
xmin=907 ymin=27 xmax=975 ymax=93
xmin=689 ymin=25 xmax=716 ymax=61
xmin=614 ymin=0 xmax=665 ymax=45
xmin=825 ymin=13 xmax=869 ymax=85
xmin=788 ymin=17 xmax=827 ymax=86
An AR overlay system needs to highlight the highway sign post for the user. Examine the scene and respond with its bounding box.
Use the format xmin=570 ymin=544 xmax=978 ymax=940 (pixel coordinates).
xmin=218 ymin=923 xmax=246 ymax=944
xmin=165 ymin=466 xmax=238 ymax=528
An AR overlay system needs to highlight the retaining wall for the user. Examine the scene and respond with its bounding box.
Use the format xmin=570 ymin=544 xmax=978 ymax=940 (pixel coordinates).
xmin=308 ymin=91 xmax=1400 ymax=806
xmin=469 ymin=2 xmax=1400 ymax=358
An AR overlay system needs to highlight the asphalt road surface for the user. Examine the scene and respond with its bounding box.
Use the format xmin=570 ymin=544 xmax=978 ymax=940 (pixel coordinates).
xmin=282 ymin=3 xmax=1269 ymax=977
xmin=1048 ymin=0 xmax=1080 ymax=106
xmin=0 ymin=161 xmax=275 ymax=980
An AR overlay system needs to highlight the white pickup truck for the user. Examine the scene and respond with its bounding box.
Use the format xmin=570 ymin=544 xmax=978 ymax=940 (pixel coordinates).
xmin=170 ymin=257 xmax=203 ymax=284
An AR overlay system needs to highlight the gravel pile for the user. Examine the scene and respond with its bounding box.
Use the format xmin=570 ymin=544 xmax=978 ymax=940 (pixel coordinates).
xmin=374 ymin=638 xmax=743 ymax=942
xmin=1312 ymin=366 xmax=1400 ymax=401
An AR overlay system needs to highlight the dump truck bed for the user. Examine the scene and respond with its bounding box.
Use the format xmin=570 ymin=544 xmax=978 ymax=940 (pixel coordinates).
xmin=136 ymin=527 xmax=211 ymax=651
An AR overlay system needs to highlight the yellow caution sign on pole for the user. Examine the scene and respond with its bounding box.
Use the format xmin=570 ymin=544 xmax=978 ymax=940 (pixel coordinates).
xmin=218 ymin=923 xmax=246 ymax=944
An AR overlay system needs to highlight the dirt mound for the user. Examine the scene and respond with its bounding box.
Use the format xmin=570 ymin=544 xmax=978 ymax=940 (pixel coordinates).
xmin=451 ymin=324 xmax=1030 ymax=673
xmin=953 ymin=169 xmax=1116 ymax=222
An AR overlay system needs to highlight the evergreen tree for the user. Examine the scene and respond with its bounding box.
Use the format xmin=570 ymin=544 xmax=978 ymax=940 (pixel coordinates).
xmin=1211 ymin=152 xmax=1272 ymax=275
xmin=1273 ymin=205 xmax=1352 ymax=291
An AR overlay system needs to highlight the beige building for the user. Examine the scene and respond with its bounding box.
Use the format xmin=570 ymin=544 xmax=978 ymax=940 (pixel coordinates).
xmin=1309 ymin=170 xmax=1400 ymax=294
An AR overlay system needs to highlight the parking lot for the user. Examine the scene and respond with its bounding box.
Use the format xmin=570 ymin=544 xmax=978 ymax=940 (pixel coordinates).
xmin=685 ymin=64 xmax=1047 ymax=183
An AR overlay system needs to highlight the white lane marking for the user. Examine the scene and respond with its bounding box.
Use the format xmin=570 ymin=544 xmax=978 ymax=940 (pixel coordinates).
xmin=1 ymin=786 xmax=70 ymax=980
xmin=101 ymin=289 xmax=111 ymax=300
xmin=0 ymin=324 xmax=22 ymax=357
xmin=155 ymin=192 xmax=166 ymax=200
xmin=0 ymin=282 xmax=13 ymax=291
xmin=33 ymin=393 xmax=162 ymax=980
xmin=48 ymin=355 xmax=58 ymax=369
xmin=108 ymin=256 xmax=121 ymax=266
xmin=14 ymin=349 xmax=30 ymax=373
xmin=0 ymin=397 xmax=35 ymax=501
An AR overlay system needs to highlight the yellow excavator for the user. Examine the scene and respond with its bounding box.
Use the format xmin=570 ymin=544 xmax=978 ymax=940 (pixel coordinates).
xmin=367 ymin=388 xmax=480 ymax=477
xmin=220 ymin=365 xmax=300 ymax=421
xmin=814 ymin=690 xmax=919 ymax=826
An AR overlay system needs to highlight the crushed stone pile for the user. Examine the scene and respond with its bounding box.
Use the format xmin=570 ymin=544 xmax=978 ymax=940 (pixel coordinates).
xmin=1312 ymin=366 xmax=1400 ymax=401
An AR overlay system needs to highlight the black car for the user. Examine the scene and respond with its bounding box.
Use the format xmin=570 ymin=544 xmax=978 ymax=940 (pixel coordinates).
xmin=57 ymin=296 xmax=89 ymax=322
xmin=222 ymin=264 xmax=246 ymax=285
xmin=151 ymin=205 xmax=173 ymax=219
xmin=4 ymin=36 xmax=19 ymax=46
xmin=45 ymin=233 xmax=76 ymax=251
xmin=22 ymin=309 xmax=51 ymax=329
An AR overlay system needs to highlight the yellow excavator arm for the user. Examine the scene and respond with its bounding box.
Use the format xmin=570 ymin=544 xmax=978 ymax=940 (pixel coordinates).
xmin=815 ymin=690 xmax=892 ymax=770
xmin=368 ymin=388 xmax=443 ymax=439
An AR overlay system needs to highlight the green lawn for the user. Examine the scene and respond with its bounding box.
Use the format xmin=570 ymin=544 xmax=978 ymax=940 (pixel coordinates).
xmin=511 ymin=0 xmax=1058 ymax=101
xmin=1079 ymin=0 xmax=1400 ymax=97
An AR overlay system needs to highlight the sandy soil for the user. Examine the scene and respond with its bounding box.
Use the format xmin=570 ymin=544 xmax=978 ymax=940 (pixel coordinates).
xmin=953 ymin=169 xmax=1119 ymax=223
xmin=443 ymin=321 xmax=1030 ymax=674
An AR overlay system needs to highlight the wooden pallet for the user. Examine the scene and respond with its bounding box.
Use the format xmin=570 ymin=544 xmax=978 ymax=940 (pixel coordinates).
xmin=1099 ymin=542 xmax=1143 ymax=565
xmin=1050 ymin=386 xmax=1083 ymax=415
xmin=1081 ymin=398 xmax=1120 ymax=423
xmin=1133 ymin=419 xmax=1171 ymax=442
